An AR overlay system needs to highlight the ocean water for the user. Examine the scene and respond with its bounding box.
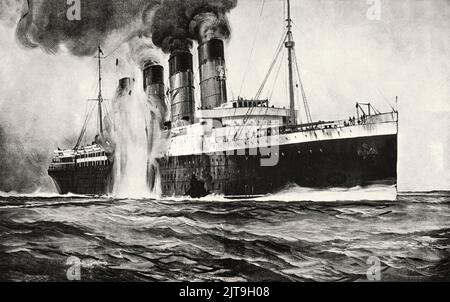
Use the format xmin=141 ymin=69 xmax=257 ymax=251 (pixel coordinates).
xmin=0 ymin=185 xmax=449 ymax=282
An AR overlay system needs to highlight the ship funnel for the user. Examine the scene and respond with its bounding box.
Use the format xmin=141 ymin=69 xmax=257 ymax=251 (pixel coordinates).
xmin=168 ymin=50 xmax=195 ymax=126
xmin=143 ymin=61 xmax=167 ymax=124
xmin=198 ymin=38 xmax=227 ymax=109
xmin=143 ymin=62 xmax=164 ymax=89
xmin=119 ymin=77 xmax=131 ymax=91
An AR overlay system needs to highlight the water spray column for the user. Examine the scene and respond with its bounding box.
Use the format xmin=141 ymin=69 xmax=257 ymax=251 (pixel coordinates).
xmin=142 ymin=62 xmax=166 ymax=192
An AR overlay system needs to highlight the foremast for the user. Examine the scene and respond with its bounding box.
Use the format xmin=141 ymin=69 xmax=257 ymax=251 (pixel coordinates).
xmin=95 ymin=46 xmax=105 ymax=136
xmin=74 ymin=46 xmax=106 ymax=150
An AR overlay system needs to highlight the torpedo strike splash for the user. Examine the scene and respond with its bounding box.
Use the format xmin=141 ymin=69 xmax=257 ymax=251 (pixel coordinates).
xmin=111 ymin=76 xmax=150 ymax=198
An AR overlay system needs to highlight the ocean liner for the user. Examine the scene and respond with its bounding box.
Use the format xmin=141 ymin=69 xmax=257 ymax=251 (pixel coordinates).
xmin=48 ymin=48 xmax=114 ymax=195
xmin=48 ymin=0 xmax=398 ymax=198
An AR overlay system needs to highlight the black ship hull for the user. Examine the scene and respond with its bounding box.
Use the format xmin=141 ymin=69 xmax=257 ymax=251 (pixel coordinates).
xmin=48 ymin=165 xmax=113 ymax=195
xmin=158 ymin=134 xmax=397 ymax=197
xmin=48 ymin=134 xmax=397 ymax=197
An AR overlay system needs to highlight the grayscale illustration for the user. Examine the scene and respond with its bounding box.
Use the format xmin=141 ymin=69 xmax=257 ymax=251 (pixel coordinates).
xmin=0 ymin=0 xmax=449 ymax=282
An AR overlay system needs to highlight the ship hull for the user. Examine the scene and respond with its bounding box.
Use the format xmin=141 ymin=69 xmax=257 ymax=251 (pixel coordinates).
xmin=158 ymin=134 xmax=397 ymax=197
xmin=48 ymin=165 xmax=113 ymax=195
xmin=48 ymin=134 xmax=397 ymax=198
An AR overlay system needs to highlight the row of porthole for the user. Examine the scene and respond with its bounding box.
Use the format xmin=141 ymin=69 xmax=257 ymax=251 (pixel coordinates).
xmin=160 ymin=157 xmax=230 ymax=167
xmin=161 ymin=147 xmax=326 ymax=170
xmin=79 ymin=152 xmax=105 ymax=158
xmin=285 ymin=130 xmax=347 ymax=141
xmin=77 ymin=160 xmax=109 ymax=168
xmin=162 ymin=171 xmax=227 ymax=181
xmin=164 ymin=147 xmax=327 ymax=166
xmin=162 ymin=183 xmax=225 ymax=191
xmin=161 ymin=167 xmax=256 ymax=181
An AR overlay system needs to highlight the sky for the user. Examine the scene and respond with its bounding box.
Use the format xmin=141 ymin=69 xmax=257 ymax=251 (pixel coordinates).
xmin=0 ymin=0 xmax=449 ymax=193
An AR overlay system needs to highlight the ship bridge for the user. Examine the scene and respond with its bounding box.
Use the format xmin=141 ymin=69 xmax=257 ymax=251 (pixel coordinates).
xmin=196 ymin=99 xmax=290 ymax=127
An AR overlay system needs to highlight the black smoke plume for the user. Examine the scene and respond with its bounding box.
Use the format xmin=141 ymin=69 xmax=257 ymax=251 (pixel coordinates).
xmin=151 ymin=0 xmax=237 ymax=53
xmin=14 ymin=0 xmax=238 ymax=56
xmin=15 ymin=0 xmax=159 ymax=57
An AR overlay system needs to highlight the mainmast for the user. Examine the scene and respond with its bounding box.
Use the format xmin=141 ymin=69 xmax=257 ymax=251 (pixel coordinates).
xmin=285 ymin=0 xmax=296 ymax=124
xmin=95 ymin=46 xmax=105 ymax=136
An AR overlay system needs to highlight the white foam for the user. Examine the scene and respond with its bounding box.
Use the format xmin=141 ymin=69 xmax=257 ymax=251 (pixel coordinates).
xmin=254 ymin=183 xmax=398 ymax=202
xmin=159 ymin=184 xmax=398 ymax=202
xmin=0 ymin=188 xmax=88 ymax=199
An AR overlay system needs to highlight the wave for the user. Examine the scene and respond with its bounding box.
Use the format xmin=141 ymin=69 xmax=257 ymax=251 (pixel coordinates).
xmin=254 ymin=183 xmax=398 ymax=202
xmin=5 ymin=185 xmax=447 ymax=203
xmin=398 ymin=190 xmax=450 ymax=197
xmin=106 ymin=191 xmax=160 ymax=200
xmin=0 ymin=199 xmax=108 ymax=210
xmin=0 ymin=189 xmax=90 ymax=199
xmin=159 ymin=183 xmax=398 ymax=203
xmin=0 ymin=188 xmax=159 ymax=200
xmin=162 ymin=193 xmax=233 ymax=203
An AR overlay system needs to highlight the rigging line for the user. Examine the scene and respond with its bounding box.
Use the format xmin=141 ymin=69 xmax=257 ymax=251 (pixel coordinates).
xmin=238 ymin=0 xmax=266 ymax=96
xmin=296 ymin=80 xmax=302 ymax=125
xmin=266 ymin=48 xmax=284 ymax=99
xmin=103 ymin=102 xmax=113 ymax=127
xmin=290 ymin=20 xmax=309 ymax=38
xmin=239 ymin=51 xmax=282 ymax=138
xmin=90 ymin=76 xmax=99 ymax=98
xmin=74 ymin=103 xmax=96 ymax=149
xmin=104 ymin=100 xmax=112 ymax=118
xmin=283 ymin=49 xmax=287 ymax=107
xmin=103 ymin=40 xmax=126 ymax=59
xmin=83 ymin=98 xmax=89 ymax=122
xmin=269 ymin=50 xmax=286 ymax=100
xmin=104 ymin=97 xmax=113 ymax=113
xmin=78 ymin=100 xmax=90 ymax=145
xmin=293 ymin=50 xmax=312 ymax=123
xmin=81 ymin=103 xmax=95 ymax=135
xmin=370 ymin=103 xmax=381 ymax=115
xmin=374 ymin=87 xmax=395 ymax=112
xmin=236 ymin=46 xmax=282 ymax=140
xmin=103 ymin=99 xmax=112 ymax=123
xmin=255 ymin=32 xmax=287 ymax=99
xmin=256 ymin=31 xmax=287 ymax=98
xmin=235 ymin=30 xmax=288 ymax=139
xmin=235 ymin=31 xmax=287 ymax=140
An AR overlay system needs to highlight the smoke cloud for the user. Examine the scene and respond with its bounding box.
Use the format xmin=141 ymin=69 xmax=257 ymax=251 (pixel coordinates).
xmin=0 ymin=124 xmax=54 ymax=193
xmin=13 ymin=0 xmax=238 ymax=56
xmin=0 ymin=27 xmax=91 ymax=193
xmin=15 ymin=0 xmax=152 ymax=55
xmin=151 ymin=0 xmax=237 ymax=53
